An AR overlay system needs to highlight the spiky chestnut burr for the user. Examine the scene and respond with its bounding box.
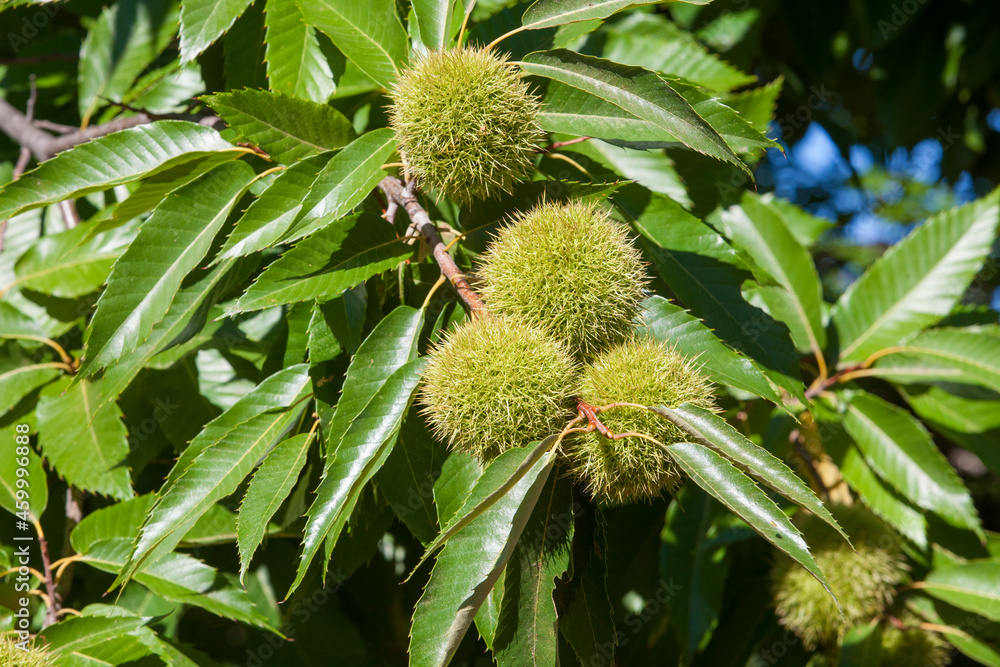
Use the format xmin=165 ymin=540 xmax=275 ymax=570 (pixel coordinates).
xmin=419 ymin=314 xmax=578 ymax=461
xmin=565 ymin=337 xmax=717 ymax=504
xmin=881 ymin=614 xmax=951 ymax=667
xmin=771 ymin=504 xmax=907 ymax=650
xmin=0 ymin=637 xmax=53 ymax=667
xmin=388 ymin=47 xmax=543 ymax=203
xmin=478 ymin=200 xmax=649 ymax=360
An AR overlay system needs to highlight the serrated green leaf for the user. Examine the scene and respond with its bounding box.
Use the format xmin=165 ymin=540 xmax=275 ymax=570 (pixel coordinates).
xmin=40 ymin=614 xmax=151 ymax=655
xmin=77 ymin=161 xmax=256 ymax=378
xmin=655 ymin=403 xmax=850 ymax=545
xmin=755 ymin=191 xmax=831 ymax=248
xmin=264 ymin=0 xmax=335 ymax=102
xmin=724 ymin=78 xmax=784 ymax=136
xmin=114 ymin=365 xmax=311 ymax=590
xmin=900 ymin=384 xmax=1000 ymax=473
xmin=569 ymin=139 xmax=691 ymax=206
xmin=616 ymin=187 xmax=803 ymax=399
xmin=375 ymin=409 xmax=446 ymax=544
xmin=666 ymin=441 xmax=836 ymax=603
xmin=163 ymin=364 xmax=312 ymax=490
xmin=299 ymin=0 xmax=407 ymax=88
xmin=0 ymin=359 xmax=61 ymax=416
xmin=412 ymin=0 xmax=462 ymax=50
xmin=539 ymin=81 xmax=678 ymax=143
xmin=84 ymin=153 xmax=246 ymax=242
xmin=916 ymin=596 xmax=1000 ymax=667
xmin=179 ymin=0 xmax=254 ymax=62
xmin=411 ymin=436 xmax=559 ymax=582
xmin=95 ymin=257 xmax=253 ymax=414
xmin=0 ymin=121 xmax=241 ymax=221
xmin=871 ymin=328 xmax=1000 ymax=392
xmin=322 ymin=304 xmax=423 ymax=446
xmin=78 ymin=0 xmax=179 ymax=122
xmin=37 ymin=377 xmax=132 ymax=499
xmin=520 ymin=0 xmax=658 ymax=31
xmin=434 ymin=450 xmax=483 ymax=528
xmin=121 ymin=61 xmax=206 ymax=115
xmin=289 ymin=358 xmax=426 ymax=597
xmin=521 ymin=50 xmax=748 ymax=175
xmin=278 ymin=128 xmax=398 ymax=243
xmin=237 ymin=432 xmax=313 ymax=583
xmin=842 ymin=391 xmax=982 ymax=538
xmin=10 ymin=221 xmax=135 ymax=298
xmin=71 ymin=495 xmax=156 ymax=554
xmin=409 ymin=445 xmax=558 ymax=667
xmin=215 ymin=153 xmax=334 ymax=262
xmin=80 ymin=538 xmax=277 ymax=631
xmin=922 ymin=560 xmax=1000 ymax=622
xmin=0 ymin=424 xmax=47 ymax=520
xmin=831 ymin=188 xmax=1000 ymax=364
xmin=822 ymin=418 xmax=929 ymax=549
xmin=539 ymin=77 xmax=774 ymax=157
xmin=600 ymin=13 xmax=754 ymax=93
xmin=665 ymin=76 xmax=778 ymax=155
xmin=227 ymin=211 xmax=413 ymax=315
xmin=493 ymin=474 xmax=574 ymax=667
xmin=224 ymin=0 xmax=269 ymax=90
xmin=204 ymin=90 xmax=354 ymax=165
xmin=638 ymin=295 xmax=780 ymax=402
xmin=716 ymin=192 xmax=826 ymax=356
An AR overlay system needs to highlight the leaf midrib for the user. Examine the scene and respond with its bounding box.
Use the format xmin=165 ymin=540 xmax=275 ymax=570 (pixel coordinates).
xmin=525 ymin=59 xmax=721 ymax=154
xmin=523 ymin=0 xmax=629 ymax=30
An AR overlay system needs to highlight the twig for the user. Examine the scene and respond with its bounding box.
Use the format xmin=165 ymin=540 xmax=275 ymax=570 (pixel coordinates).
xmin=56 ymin=488 xmax=83 ymax=605
xmin=33 ymin=119 xmax=78 ymax=134
xmin=0 ymin=97 xmax=220 ymax=162
xmin=58 ymin=199 xmax=79 ymax=229
xmin=32 ymin=519 xmax=60 ymax=628
xmin=538 ymin=136 xmax=591 ymax=153
xmin=13 ymin=77 xmax=37 ymax=179
xmin=804 ymin=361 xmax=865 ymax=399
xmin=378 ymin=176 xmax=485 ymax=315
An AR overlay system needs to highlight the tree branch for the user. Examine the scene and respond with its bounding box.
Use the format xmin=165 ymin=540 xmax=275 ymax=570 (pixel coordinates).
xmin=378 ymin=176 xmax=485 ymax=315
xmin=0 ymin=97 xmax=221 ymax=162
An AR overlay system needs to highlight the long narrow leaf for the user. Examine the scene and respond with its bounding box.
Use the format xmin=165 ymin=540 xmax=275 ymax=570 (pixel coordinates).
xmin=409 ymin=445 xmax=558 ymax=667
xmin=831 ymin=187 xmax=1000 ymax=364
xmin=289 ymin=358 xmax=426 ymax=596
xmin=654 ymin=403 xmax=850 ymax=545
xmin=666 ymin=441 xmax=836 ymax=605
xmin=113 ymin=366 xmax=311 ymax=589
xmin=842 ymin=391 xmax=983 ymax=538
xmin=0 ymin=121 xmax=241 ymax=221
xmin=78 ymin=161 xmax=256 ymax=378
xmin=521 ymin=50 xmax=747 ymax=174
xmin=299 ymin=0 xmax=408 ymax=88
xmin=237 ymin=432 xmax=313 ymax=583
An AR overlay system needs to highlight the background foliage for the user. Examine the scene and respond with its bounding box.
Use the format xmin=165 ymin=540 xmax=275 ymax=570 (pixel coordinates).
xmin=0 ymin=0 xmax=999 ymax=665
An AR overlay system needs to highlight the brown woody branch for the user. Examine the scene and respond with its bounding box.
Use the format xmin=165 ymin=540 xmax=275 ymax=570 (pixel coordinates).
xmin=0 ymin=97 xmax=221 ymax=163
xmin=378 ymin=176 xmax=485 ymax=315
